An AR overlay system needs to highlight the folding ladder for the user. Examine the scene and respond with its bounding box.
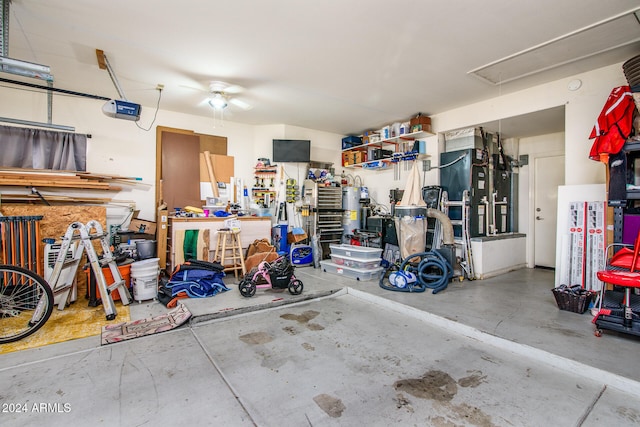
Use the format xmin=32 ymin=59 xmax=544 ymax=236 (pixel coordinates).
xmin=441 ymin=190 xmax=475 ymax=280
xmin=46 ymin=220 xmax=131 ymax=320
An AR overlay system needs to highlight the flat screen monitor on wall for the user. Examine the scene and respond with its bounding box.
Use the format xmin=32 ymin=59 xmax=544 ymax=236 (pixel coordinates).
xmin=272 ymin=139 xmax=311 ymax=163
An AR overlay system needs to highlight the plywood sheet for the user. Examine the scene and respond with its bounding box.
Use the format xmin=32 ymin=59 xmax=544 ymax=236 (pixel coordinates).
xmin=199 ymin=153 xmax=235 ymax=183
xmin=161 ymin=131 xmax=202 ymax=210
xmin=0 ymin=205 xmax=107 ymax=285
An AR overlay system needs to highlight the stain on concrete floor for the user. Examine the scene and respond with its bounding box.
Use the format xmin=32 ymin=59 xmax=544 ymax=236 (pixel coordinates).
xmin=280 ymin=310 xmax=320 ymax=324
xmin=394 ymin=369 xmax=458 ymax=401
xmin=394 ymin=369 xmax=497 ymax=426
xmin=239 ymin=331 xmax=273 ymax=345
xmin=313 ymin=393 xmax=346 ymax=418
xmin=281 ymin=310 xmax=325 ymax=331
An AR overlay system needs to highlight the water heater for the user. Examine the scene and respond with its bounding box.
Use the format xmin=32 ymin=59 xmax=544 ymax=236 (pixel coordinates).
xmin=342 ymin=186 xmax=361 ymax=237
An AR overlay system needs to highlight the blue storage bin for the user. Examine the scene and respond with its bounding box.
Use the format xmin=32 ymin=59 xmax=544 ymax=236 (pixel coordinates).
xmin=342 ymin=135 xmax=362 ymax=149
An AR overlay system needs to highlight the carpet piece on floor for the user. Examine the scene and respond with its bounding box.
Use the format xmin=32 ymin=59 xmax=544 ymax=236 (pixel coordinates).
xmin=101 ymin=303 xmax=191 ymax=345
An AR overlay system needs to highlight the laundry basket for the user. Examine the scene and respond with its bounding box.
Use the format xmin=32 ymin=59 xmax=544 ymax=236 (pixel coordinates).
xmin=551 ymin=285 xmax=595 ymax=314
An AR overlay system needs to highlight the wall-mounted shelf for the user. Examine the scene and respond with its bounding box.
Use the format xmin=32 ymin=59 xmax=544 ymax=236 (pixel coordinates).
xmin=341 ymin=130 xmax=434 ymax=152
xmin=341 ymin=130 xmax=434 ymax=168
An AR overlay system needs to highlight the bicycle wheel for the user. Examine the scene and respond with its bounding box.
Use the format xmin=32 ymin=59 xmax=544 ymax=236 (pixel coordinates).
xmin=0 ymin=265 xmax=54 ymax=344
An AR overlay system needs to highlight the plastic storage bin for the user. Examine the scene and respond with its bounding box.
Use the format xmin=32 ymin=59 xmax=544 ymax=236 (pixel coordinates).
xmin=85 ymin=263 xmax=132 ymax=301
xmin=320 ymin=260 xmax=383 ymax=281
xmin=329 ymin=244 xmax=383 ymax=260
xmin=329 ymin=253 xmax=381 ymax=269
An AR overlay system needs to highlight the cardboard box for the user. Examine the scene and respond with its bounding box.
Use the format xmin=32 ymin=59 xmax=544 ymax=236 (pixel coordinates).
xmin=342 ymin=152 xmax=353 ymax=166
xmin=128 ymin=217 xmax=156 ymax=235
xmin=410 ymin=115 xmax=431 ymax=127
xmin=586 ymin=201 xmax=605 ymax=292
xmin=353 ymin=151 xmax=366 ymax=164
xmin=288 ymin=230 xmax=308 ymax=244
xmin=410 ymin=116 xmax=432 ymax=134
xmin=445 ymin=127 xmax=483 ymax=152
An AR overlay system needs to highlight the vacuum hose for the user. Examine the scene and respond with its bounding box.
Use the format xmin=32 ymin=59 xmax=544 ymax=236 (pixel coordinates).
xmin=379 ymin=250 xmax=452 ymax=294
xmin=379 ymin=206 xmax=455 ymax=294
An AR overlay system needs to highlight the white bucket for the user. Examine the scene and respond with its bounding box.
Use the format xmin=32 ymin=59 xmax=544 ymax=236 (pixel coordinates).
xmin=131 ymin=258 xmax=159 ymax=302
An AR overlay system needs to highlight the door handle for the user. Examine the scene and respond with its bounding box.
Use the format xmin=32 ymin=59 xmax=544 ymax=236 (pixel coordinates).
xmin=536 ymin=216 xmax=544 ymax=220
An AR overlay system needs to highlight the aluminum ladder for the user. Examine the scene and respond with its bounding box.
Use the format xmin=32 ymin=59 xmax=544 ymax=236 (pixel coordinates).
xmin=441 ymin=190 xmax=475 ymax=280
xmin=46 ymin=220 xmax=131 ymax=320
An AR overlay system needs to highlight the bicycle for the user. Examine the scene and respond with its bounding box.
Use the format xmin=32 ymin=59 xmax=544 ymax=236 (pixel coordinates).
xmin=0 ymin=264 xmax=54 ymax=344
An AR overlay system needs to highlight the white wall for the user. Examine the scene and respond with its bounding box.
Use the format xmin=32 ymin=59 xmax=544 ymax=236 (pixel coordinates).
xmin=361 ymin=63 xmax=627 ymax=202
xmin=0 ymin=89 xmax=344 ymax=221
xmin=0 ymin=62 xmax=628 ymax=225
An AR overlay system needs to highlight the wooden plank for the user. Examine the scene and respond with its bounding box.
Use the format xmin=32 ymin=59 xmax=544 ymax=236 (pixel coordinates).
xmin=156 ymin=207 xmax=168 ymax=269
xmin=75 ymin=171 xmax=142 ymax=182
xmin=0 ymin=168 xmax=143 ymax=184
xmin=96 ymin=49 xmax=107 ymax=70
xmin=203 ymin=150 xmax=219 ymax=197
xmin=0 ymin=172 xmax=84 ymax=181
xmin=0 ymin=178 xmax=115 ymax=189
xmin=0 ymin=195 xmax=114 ymax=203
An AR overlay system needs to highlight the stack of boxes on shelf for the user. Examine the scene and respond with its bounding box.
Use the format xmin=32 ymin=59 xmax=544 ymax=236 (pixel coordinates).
xmin=341 ymin=114 xmax=433 ymax=168
xmin=320 ymin=244 xmax=384 ymax=281
xmin=341 ymin=136 xmax=364 ymax=167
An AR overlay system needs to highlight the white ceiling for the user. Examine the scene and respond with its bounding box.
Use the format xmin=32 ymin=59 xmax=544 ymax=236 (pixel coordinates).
xmin=2 ymin=0 xmax=639 ymax=138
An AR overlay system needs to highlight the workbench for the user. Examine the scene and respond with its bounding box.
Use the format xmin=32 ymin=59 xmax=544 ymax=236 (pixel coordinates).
xmin=166 ymin=216 xmax=272 ymax=272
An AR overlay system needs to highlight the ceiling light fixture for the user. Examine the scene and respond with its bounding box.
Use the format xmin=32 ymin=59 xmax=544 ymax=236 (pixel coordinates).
xmin=208 ymin=92 xmax=228 ymax=109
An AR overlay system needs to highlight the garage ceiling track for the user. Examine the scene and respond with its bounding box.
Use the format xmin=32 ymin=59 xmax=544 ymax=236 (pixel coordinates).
xmin=469 ymin=7 xmax=640 ymax=85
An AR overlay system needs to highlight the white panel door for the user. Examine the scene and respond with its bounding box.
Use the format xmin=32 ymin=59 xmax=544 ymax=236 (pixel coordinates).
xmin=534 ymin=155 xmax=565 ymax=268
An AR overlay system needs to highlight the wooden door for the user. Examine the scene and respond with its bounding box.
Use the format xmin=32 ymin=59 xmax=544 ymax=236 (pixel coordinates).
xmin=160 ymin=130 xmax=201 ymax=211
xmin=156 ymin=127 xmax=228 ymax=213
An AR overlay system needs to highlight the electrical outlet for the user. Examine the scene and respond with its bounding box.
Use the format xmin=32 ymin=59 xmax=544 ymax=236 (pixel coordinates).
xmin=422 ymin=159 xmax=431 ymax=172
xmin=156 ymin=84 xmax=164 ymax=91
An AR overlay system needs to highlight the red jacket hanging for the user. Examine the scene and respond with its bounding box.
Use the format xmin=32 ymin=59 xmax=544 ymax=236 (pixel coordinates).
xmin=589 ymin=85 xmax=635 ymax=163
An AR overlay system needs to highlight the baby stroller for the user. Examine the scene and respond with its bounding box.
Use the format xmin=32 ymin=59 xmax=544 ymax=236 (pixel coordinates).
xmin=238 ymin=255 xmax=303 ymax=297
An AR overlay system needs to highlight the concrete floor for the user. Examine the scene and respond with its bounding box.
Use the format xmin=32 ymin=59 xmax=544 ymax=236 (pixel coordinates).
xmin=1 ymin=266 xmax=640 ymax=426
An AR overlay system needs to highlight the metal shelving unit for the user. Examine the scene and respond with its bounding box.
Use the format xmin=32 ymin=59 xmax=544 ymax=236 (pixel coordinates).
xmin=303 ymin=179 xmax=343 ymax=259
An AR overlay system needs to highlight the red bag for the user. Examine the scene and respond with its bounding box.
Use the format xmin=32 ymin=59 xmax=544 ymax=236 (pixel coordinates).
xmin=589 ymin=86 xmax=635 ymax=163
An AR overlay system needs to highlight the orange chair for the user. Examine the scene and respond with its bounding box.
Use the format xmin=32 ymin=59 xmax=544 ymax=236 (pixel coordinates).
xmin=594 ymin=230 xmax=640 ymax=337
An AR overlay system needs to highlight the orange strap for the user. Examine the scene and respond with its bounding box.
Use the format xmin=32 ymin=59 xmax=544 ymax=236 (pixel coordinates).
xmin=167 ymin=292 xmax=189 ymax=308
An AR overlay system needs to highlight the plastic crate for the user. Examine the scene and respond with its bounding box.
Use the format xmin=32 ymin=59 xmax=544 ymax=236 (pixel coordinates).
xmin=329 ymin=244 xmax=383 ymax=260
xmin=329 ymin=253 xmax=381 ymax=270
xmin=320 ymin=260 xmax=383 ymax=281
xmin=342 ymin=135 xmax=362 ymax=149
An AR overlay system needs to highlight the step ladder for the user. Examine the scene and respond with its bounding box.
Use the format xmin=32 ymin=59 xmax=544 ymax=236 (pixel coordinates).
xmin=441 ymin=190 xmax=475 ymax=280
xmin=46 ymin=220 xmax=131 ymax=320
